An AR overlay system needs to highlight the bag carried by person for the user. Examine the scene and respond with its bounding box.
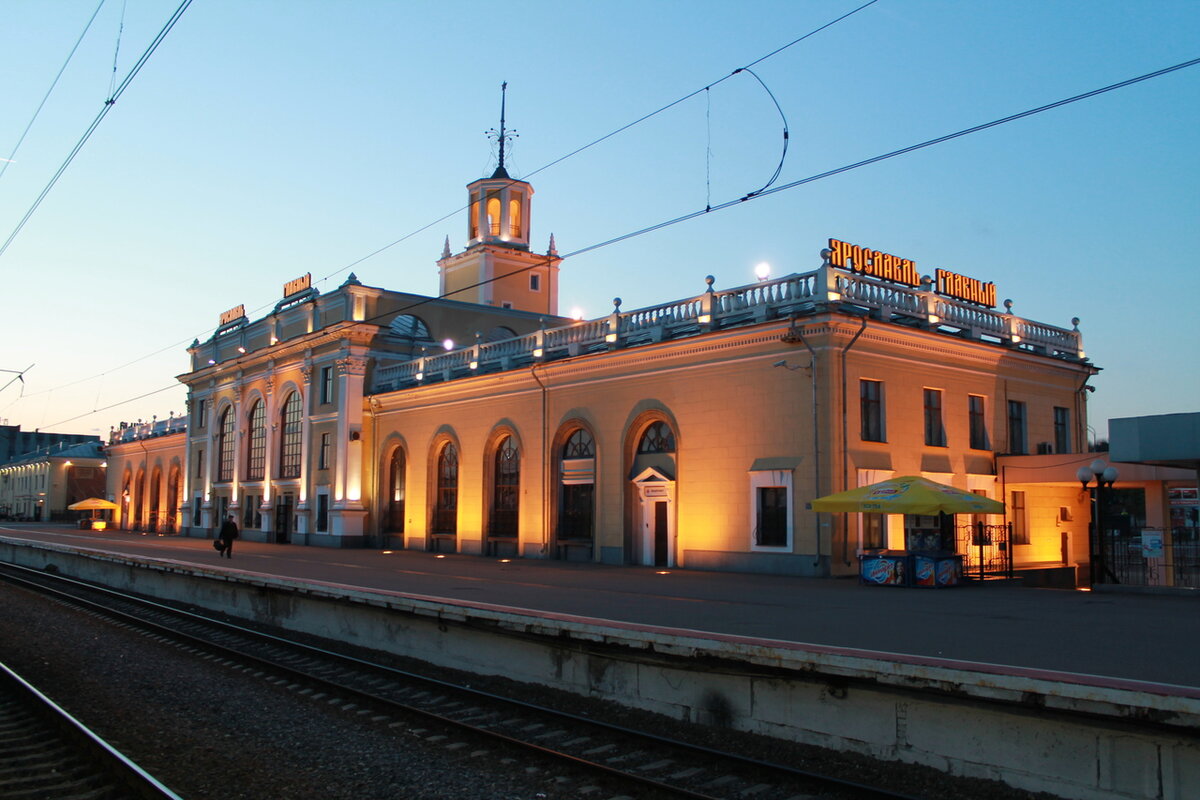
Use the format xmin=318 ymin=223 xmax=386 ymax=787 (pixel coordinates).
xmin=213 ymin=539 xmax=225 ymax=552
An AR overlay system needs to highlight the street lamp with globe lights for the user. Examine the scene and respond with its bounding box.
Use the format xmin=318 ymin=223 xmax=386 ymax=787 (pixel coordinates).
xmin=1077 ymin=459 xmax=1119 ymax=587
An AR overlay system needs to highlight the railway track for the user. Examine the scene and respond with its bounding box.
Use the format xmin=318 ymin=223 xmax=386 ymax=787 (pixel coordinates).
xmin=0 ymin=562 xmax=921 ymax=800
xmin=0 ymin=657 xmax=181 ymax=800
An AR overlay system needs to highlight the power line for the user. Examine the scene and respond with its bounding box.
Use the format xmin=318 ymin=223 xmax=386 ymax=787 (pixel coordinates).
xmin=24 ymin=54 xmax=1200 ymax=429
xmin=0 ymin=0 xmax=107 ymax=183
xmin=0 ymin=0 xmax=194 ymax=259
xmin=16 ymin=2 xmax=874 ymax=405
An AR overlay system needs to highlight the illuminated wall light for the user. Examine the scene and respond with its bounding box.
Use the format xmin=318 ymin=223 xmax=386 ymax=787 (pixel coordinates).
xmin=533 ymin=347 xmax=543 ymax=357
xmin=270 ymin=336 xmax=279 ymax=345
xmin=1078 ymin=350 xmax=1086 ymax=359
xmin=442 ymin=338 xmax=455 ymax=351
xmin=435 ymin=554 xmax=446 ymax=559
xmin=469 ymin=360 xmax=478 ymax=370
xmin=237 ymin=346 xmax=246 ymax=354
xmin=927 ymin=314 xmax=940 ymax=325
xmin=604 ymin=333 xmax=617 ymax=343
xmin=697 ymin=314 xmax=711 ymax=324
xmin=207 ymin=359 xmax=216 ymax=365
xmin=827 ymin=292 xmax=841 ymax=302
xmin=1010 ymin=334 xmax=1022 ymax=344
xmin=415 ymin=372 xmax=424 ymax=381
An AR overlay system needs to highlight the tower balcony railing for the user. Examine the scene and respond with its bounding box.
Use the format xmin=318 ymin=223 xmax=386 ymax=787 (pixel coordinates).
xmin=370 ymin=268 xmax=1084 ymax=393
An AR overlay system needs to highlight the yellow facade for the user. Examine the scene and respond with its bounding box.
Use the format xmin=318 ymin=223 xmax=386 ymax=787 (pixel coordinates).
xmin=136 ymin=165 xmax=1115 ymax=580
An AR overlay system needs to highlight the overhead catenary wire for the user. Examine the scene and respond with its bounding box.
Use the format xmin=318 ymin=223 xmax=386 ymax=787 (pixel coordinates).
xmin=0 ymin=0 xmax=194 ymax=260
xmin=16 ymin=1 xmax=876 ymax=408
xmin=0 ymin=0 xmax=108 ymax=184
xmin=30 ymin=54 xmax=1200 ymax=430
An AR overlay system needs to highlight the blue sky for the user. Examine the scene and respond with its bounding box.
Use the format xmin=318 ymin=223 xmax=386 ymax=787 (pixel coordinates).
xmin=1 ymin=0 xmax=1197 ymax=443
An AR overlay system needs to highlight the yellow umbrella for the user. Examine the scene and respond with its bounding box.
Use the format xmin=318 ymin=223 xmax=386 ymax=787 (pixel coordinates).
xmin=810 ymin=475 xmax=1004 ymax=515
xmin=68 ymin=498 xmax=119 ymax=511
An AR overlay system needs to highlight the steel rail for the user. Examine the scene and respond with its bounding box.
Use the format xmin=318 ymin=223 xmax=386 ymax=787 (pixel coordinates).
xmin=0 ymin=562 xmax=921 ymax=800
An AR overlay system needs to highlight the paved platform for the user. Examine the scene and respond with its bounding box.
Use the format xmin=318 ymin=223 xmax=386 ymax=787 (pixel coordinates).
xmin=3 ymin=523 xmax=1197 ymax=689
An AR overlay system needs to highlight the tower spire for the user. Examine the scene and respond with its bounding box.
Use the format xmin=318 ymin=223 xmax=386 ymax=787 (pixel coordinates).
xmin=486 ymin=81 xmax=517 ymax=179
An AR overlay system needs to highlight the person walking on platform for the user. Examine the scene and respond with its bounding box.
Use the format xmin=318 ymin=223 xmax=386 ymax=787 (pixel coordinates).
xmin=217 ymin=514 xmax=238 ymax=559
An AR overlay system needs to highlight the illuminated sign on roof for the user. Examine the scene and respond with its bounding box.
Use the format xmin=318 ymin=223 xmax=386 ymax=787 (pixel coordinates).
xmin=284 ymin=273 xmax=312 ymax=298
xmin=828 ymin=238 xmax=996 ymax=308
xmin=219 ymin=305 xmax=246 ymax=326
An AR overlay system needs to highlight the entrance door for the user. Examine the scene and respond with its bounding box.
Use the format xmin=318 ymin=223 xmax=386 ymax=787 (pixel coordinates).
xmin=653 ymin=501 xmax=669 ymax=566
xmin=632 ymin=468 xmax=676 ymax=567
xmin=274 ymin=494 xmax=294 ymax=543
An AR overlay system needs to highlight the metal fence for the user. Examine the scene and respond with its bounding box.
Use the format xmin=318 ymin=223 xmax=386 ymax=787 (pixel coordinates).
xmin=1104 ymin=528 xmax=1200 ymax=589
xmin=955 ymin=522 xmax=1014 ymax=581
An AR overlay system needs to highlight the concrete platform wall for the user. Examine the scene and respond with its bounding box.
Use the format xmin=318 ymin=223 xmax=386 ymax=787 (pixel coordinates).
xmin=3 ymin=539 xmax=1198 ymax=800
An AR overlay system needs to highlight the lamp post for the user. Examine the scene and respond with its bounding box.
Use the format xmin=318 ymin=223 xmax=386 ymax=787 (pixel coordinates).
xmin=1077 ymin=459 xmax=1119 ymax=587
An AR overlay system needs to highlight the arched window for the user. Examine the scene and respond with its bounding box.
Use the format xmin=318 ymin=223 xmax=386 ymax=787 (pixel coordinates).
xmin=508 ymin=194 xmax=522 ymax=238
xmin=559 ymin=428 xmax=595 ymax=542
xmin=486 ymin=196 xmax=501 ymax=235
xmin=489 ymin=436 xmax=519 ymax=538
xmin=388 ymin=314 xmax=432 ymax=342
xmin=433 ymin=442 xmax=458 ymax=534
xmin=217 ymin=407 xmax=236 ymax=482
xmin=279 ymin=392 xmax=302 ymax=479
xmin=149 ymin=466 xmax=162 ymax=531
xmin=386 ymin=447 xmax=406 ymax=533
xmin=246 ymin=400 xmax=266 ymax=480
xmin=638 ymin=421 xmax=676 ymax=454
xmin=484 ymin=326 xmax=517 ymax=343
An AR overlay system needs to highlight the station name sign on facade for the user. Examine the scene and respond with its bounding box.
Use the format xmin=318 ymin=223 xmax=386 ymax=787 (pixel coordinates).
xmin=828 ymin=238 xmax=996 ymax=308
xmin=284 ymin=273 xmax=312 ymax=298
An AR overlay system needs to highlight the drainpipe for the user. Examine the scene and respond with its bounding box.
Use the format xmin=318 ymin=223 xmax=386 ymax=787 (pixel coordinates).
xmin=530 ymin=365 xmax=549 ymax=556
xmin=840 ymin=317 xmax=868 ymax=566
xmin=782 ymin=324 xmax=821 ymax=567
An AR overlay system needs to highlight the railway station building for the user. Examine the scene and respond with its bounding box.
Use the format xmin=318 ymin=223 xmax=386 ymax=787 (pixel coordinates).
xmin=112 ymin=157 xmax=1127 ymax=581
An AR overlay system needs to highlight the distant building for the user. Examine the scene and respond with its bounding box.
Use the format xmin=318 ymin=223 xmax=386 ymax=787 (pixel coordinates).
xmin=104 ymin=416 xmax=188 ymax=533
xmin=0 ymin=440 xmax=106 ymax=521
xmin=0 ymin=424 xmax=100 ymax=465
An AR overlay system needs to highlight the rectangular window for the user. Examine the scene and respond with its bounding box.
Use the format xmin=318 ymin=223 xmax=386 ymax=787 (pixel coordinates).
xmin=1011 ymin=490 xmax=1029 ymax=544
xmin=860 ymin=380 xmax=885 ymax=442
xmin=194 ymin=448 xmax=205 ymax=479
xmin=529 ymin=273 xmax=541 ymax=292
xmin=924 ymin=389 xmax=946 ymax=447
xmin=756 ymin=487 xmax=788 ymax=547
xmin=1008 ymin=400 xmax=1027 ymax=455
xmin=1054 ymin=406 xmax=1071 ymax=454
xmin=749 ymin=469 xmax=792 ymax=549
xmin=968 ymin=395 xmax=990 ymax=450
xmin=316 ymin=493 xmax=329 ymax=533
xmin=192 ymin=494 xmax=202 ymax=526
xmin=320 ymin=366 xmax=334 ymax=405
xmin=195 ymin=398 xmax=207 ymax=429
xmin=318 ymin=432 xmax=332 ymax=470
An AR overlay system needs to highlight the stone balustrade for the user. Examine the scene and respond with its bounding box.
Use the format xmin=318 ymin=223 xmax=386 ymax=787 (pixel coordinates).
xmin=370 ymin=268 xmax=1084 ymax=393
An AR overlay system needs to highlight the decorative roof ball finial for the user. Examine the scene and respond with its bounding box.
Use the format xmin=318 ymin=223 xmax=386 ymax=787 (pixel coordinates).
xmin=613 ymin=297 xmax=622 ymax=312
xmin=705 ymin=275 xmax=715 ymax=293
xmin=1003 ymin=299 xmax=1014 ymax=313
xmin=820 ymin=247 xmax=831 ymax=264
xmin=1071 ymin=317 xmax=1081 ymax=331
